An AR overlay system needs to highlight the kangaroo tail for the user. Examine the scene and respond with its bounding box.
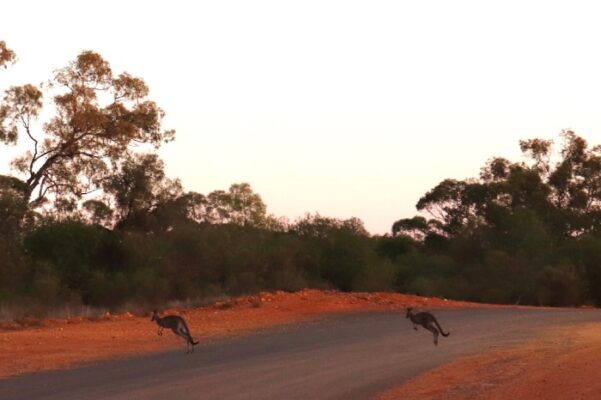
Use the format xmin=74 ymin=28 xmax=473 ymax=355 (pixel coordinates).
xmin=434 ymin=318 xmax=450 ymax=337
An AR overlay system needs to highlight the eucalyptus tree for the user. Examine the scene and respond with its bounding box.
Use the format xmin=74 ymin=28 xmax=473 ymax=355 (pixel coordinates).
xmin=192 ymin=183 xmax=269 ymax=227
xmin=403 ymin=131 xmax=601 ymax=238
xmin=0 ymin=41 xmax=15 ymax=69
xmin=103 ymin=153 xmax=182 ymax=229
xmin=0 ymin=50 xmax=174 ymax=212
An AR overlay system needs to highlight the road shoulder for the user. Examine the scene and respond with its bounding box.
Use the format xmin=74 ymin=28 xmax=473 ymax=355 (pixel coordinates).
xmin=374 ymin=321 xmax=601 ymax=400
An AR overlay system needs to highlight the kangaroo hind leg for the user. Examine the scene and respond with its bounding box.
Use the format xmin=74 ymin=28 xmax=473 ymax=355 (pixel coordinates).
xmin=172 ymin=328 xmax=191 ymax=354
xmin=426 ymin=324 xmax=439 ymax=346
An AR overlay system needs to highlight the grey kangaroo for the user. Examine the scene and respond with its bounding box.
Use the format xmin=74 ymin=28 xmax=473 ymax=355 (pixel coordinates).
xmin=406 ymin=307 xmax=450 ymax=346
xmin=151 ymin=310 xmax=199 ymax=354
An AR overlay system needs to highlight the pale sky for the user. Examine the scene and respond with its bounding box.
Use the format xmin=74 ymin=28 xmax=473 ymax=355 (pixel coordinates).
xmin=2 ymin=1 xmax=601 ymax=234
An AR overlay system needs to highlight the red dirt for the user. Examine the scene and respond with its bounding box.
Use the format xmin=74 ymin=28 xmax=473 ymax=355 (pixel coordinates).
xmin=374 ymin=322 xmax=601 ymax=400
xmin=0 ymin=289 xmax=479 ymax=378
xmin=4 ymin=289 xmax=599 ymax=400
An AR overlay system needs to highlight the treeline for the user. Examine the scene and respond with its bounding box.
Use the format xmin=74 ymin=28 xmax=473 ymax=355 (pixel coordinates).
xmin=2 ymin=43 xmax=601 ymax=315
xmin=1 ymin=210 xmax=396 ymax=311
xmin=0 ymin=45 xmax=393 ymax=314
xmin=391 ymin=130 xmax=601 ymax=307
xmin=3 ymin=131 xmax=601 ymax=313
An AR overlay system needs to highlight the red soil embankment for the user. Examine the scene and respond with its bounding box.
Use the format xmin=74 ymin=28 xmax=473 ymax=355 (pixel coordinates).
xmin=0 ymin=289 xmax=478 ymax=378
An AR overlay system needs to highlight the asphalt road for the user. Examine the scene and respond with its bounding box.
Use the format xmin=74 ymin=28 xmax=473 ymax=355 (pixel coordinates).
xmin=1 ymin=308 xmax=600 ymax=400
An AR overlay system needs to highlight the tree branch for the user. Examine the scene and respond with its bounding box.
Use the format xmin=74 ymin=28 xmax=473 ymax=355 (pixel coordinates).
xmin=20 ymin=115 xmax=39 ymax=176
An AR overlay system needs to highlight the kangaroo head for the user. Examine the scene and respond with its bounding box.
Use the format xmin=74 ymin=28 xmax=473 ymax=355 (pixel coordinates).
xmin=406 ymin=307 xmax=413 ymax=318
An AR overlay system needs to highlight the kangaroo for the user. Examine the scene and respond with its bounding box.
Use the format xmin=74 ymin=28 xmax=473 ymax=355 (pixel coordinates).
xmin=151 ymin=310 xmax=199 ymax=354
xmin=406 ymin=307 xmax=450 ymax=346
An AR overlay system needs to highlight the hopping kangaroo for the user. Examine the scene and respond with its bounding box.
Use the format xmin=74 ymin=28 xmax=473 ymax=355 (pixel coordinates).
xmin=151 ymin=310 xmax=199 ymax=354
xmin=406 ymin=307 xmax=450 ymax=346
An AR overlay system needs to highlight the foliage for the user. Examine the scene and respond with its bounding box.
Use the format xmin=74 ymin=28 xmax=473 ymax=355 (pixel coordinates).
xmin=0 ymin=41 xmax=16 ymax=69
xmin=2 ymin=41 xmax=601 ymax=312
xmin=390 ymin=130 xmax=601 ymax=306
xmin=3 ymin=130 xmax=601 ymax=312
xmin=0 ymin=50 xmax=174 ymax=209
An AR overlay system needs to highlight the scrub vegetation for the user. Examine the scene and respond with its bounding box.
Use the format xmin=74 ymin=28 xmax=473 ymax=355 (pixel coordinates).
xmin=2 ymin=43 xmax=601 ymax=317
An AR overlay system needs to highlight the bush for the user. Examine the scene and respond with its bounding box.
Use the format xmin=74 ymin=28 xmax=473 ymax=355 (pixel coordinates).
xmin=539 ymin=264 xmax=586 ymax=306
xmin=574 ymin=236 xmax=601 ymax=306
